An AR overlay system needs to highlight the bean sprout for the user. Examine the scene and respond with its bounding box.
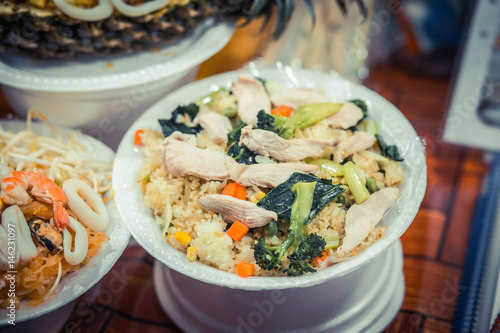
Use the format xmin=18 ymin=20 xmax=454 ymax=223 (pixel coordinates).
xmin=0 ymin=109 xmax=112 ymax=197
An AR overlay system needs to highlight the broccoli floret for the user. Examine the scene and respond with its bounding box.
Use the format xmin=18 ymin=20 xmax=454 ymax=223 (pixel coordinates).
xmin=285 ymin=233 xmax=326 ymax=276
xmin=256 ymin=103 xmax=343 ymax=139
xmin=254 ymin=182 xmax=331 ymax=276
xmin=253 ymin=234 xmax=294 ymax=271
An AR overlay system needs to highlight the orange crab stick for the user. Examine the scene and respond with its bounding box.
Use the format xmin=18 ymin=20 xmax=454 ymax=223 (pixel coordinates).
xmin=226 ymin=221 xmax=249 ymax=242
xmin=236 ymin=262 xmax=255 ymax=277
xmin=222 ymin=182 xmax=247 ymax=200
xmin=271 ymin=105 xmax=293 ymax=117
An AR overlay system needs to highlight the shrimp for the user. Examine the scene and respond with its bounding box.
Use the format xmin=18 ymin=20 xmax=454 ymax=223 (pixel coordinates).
xmin=0 ymin=171 xmax=69 ymax=231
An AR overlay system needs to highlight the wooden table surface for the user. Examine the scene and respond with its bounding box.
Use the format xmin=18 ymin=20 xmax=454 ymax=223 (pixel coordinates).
xmin=0 ymin=20 xmax=489 ymax=333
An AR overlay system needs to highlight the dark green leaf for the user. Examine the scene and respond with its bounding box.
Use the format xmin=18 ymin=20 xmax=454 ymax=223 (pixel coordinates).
xmin=227 ymin=143 xmax=258 ymax=165
xmin=227 ymin=118 xmax=246 ymax=146
xmin=257 ymin=172 xmax=345 ymax=222
xmin=375 ymin=134 xmax=404 ymax=162
xmin=158 ymin=103 xmax=201 ymax=138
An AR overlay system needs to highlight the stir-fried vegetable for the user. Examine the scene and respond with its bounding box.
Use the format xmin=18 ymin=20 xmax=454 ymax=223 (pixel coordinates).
xmin=227 ymin=221 xmax=249 ymax=241
xmin=197 ymin=88 xmax=237 ymax=118
xmin=158 ymin=103 xmax=201 ymax=138
xmin=236 ymin=262 xmax=255 ymax=277
xmin=263 ymin=220 xmax=278 ymax=237
xmin=358 ymin=150 xmax=390 ymax=167
xmin=306 ymin=158 xmax=343 ymax=177
xmin=271 ymin=105 xmax=293 ymax=117
xmin=134 ymin=129 xmax=145 ymax=146
xmin=365 ymin=176 xmax=379 ymax=194
xmin=222 ymin=182 xmax=247 ymax=200
xmin=227 ymin=142 xmax=258 ymax=165
xmin=254 ymin=182 xmax=327 ymax=276
xmin=257 ymin=103 xmax=343 ymax=139
xmin=342 ymin=161 xmax=370 ymax=204
xmin=375 ymin=134 xmax=404 ymax=162
xmin=257 ymin=173 xmax=345 ymax=221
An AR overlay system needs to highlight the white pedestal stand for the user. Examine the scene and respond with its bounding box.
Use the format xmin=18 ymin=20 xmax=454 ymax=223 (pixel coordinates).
xmin=154 ymin=241 xmax=405 ymax=333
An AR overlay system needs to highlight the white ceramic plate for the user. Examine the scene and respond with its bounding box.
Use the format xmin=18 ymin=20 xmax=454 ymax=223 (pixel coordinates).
xmin=0 ymin=121 xmax=130 ymax=325
xmin=113 ymin=63 xmax=427 ymax=291
xmin=0 ymin=18 xmax=234 ymax=92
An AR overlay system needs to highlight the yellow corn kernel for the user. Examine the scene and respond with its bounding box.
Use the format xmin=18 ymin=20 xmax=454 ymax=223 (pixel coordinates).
xmin=251 ymin=191 xmax=266 ymax=204
xmin=175 ymin=231 xmax=191 ymax=245
xmin=186 ymin=247 xmax=197 ymax=262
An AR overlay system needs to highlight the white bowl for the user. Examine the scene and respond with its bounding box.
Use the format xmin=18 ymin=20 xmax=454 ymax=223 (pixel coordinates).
xmin=0 ymin=121 xmax=130 ymax=332
xmin=112 ymin=64 xmax=427 ymax=331
xmin=0 ymin=19 xmax=234 ymax=149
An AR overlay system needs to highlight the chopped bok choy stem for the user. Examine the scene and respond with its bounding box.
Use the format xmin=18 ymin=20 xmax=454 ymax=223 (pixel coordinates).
xmin=342 ymin=161 xmax=370 ymax=204
xmin=366 ymin=176 xmax=379 ymax=194
xmin=306 ymin=158 xmax=343 ymax=177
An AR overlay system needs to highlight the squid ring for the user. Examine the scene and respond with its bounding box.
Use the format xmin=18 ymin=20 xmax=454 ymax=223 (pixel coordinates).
xmin=61 ymin=216 xmax=89 ymax=266
xmin=1 ymin=205 xmax=38 ymax=264
xmin=53 ymin=0 xmax=114 ymax=21
xmin=63 ymin=179 xmax=109 ymax=232
xmin=110 ymin=0 xmax=170 ymax=17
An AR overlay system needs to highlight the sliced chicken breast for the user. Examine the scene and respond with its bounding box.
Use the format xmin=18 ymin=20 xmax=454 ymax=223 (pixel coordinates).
xmin=198 ymin=194 xmax=277 ymax=228
xmin=336 ymin=188 xmax=402 ymax=257
xmin=195 ymin=111 xmax=232 ymax=145
xmin=333 ymin=132 xmax=375 ymax=162
xmin=240 ymin=125 xmax=337 ymax=161
xmin=327 ymin=102 xmax=364 ymax=129
xmin=158 ymin=131 xmax=235 ymax=180
xmin=232 ymin=75 xmax=271 ymax=125
xmin=229 ymin=163 xmax=318 ymax=188
xmin=270 ymin=88 xmax=330 ymax=109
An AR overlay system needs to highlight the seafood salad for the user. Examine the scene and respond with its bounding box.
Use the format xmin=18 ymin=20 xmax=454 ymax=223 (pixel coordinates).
xmin=0 ymin=112 xmax=112 ymax=306
xmin=137 ymin=75 xmax=405 ymax=277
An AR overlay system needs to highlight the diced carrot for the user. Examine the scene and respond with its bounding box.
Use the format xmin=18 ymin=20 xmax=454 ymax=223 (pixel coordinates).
xmin=226 ymin=221 xmax=249 ymax=241
xmin=222 ymin=182 xmax=247 ymax=200
xmin=234 ymin=184 xmax=247 ymax=200
xmin=271 ymin=105 xmax=293 ymax=117
xmin=236 ymin=262 xmax=255 ymax=277
xmin=134 ymin=129 xmax=145 ymax=146
xmin=313 ymin=250 xmax=328 ymax=266
xmin=222 ymin=182 xmax=238 ymax=197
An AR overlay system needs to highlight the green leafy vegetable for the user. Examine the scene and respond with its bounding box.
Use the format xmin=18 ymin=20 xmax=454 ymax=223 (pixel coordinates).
xmin=158 ymin=103 xmax=201 ymax=138
xmin=375 ymin=134 xmax=404 ymax=162
xmin=257 ymin=172 xmax=345 ymax=222
xmin=227 ymin=118 xmax=246 ymax=146
xmin=256 ymin=103 xmax=343 ymax=139
xmin=366 ymin=176 xmax=379 ymax=194
xmin=306 ymin=158 xmax=343 ymax=177
xmin=342 ymin=161 xmax=370 ymax=204
xmin=227 ymin=143 xmax=258 ymax=165
xmin=254 ymin=182 xmax=327 ymax=276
